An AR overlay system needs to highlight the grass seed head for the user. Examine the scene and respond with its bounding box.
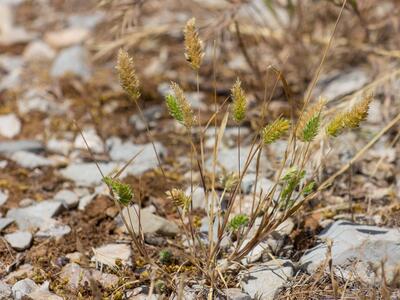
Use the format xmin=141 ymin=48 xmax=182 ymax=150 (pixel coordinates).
xmin=167 ymin=188 xmax=192 ymax=212
xmin=297 ymin=99 xmax=325 ymax=142
xmin=103 ymin=176 xmax=133 ymax=206
xmin=262 ymin=117 xmax=290 ymax=145
xmin=184 ymin=17 xmax=204 ymax=71
xmin=116 ymin=49 xmax=141 ymax=102
xmin=229 ymin=214 xmax=249 ymax=231
xmin=166 ymin=82 xmax=196 ymax=128
xmin=326 ymin=93 xmax=372 ymax=137
xmin=231 ymin=78 xmax=247 ymax=123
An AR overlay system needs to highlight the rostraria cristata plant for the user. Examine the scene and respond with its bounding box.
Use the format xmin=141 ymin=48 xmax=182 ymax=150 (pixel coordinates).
xmin=96 ymin=16 xmax=372 ymax=297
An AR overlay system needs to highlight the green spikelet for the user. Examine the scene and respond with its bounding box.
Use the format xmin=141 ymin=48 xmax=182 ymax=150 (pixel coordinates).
xmin=166 ymin=94 xmax=184 ymax=124
xmin=103 ymin=176 xmax=133 ymax=206
xmin=229 ymin=214 xmax=249 ymax=231
xmin=165 ymin=82 xmax=195 ymax=128
xmin=297 ymin=100 xmax=325 ymax=142
xmin=262 ymin=118 xmax=290 ymax=145
xmin=326 ymin=94 xmax=372 ymax=137
xmin=231 ymin=78 xmax=247 ymax=123
xmin=166 ymin=188 xmax=191 ymax=212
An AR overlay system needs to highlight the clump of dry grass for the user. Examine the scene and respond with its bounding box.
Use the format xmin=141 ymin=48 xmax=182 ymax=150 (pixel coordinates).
xmin=106 ymin=11 xmax=375 ymax=298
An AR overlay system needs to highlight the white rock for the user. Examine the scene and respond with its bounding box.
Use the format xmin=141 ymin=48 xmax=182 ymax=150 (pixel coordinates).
xmin=54 ymin=189 xmax=79 ymax=209
xmin=317 ymin=69 xmax=369 ymax=101
xmin=241 ymin=174 xmax=275 ymax=196
xmin=121 ymin=207 xmax=179 ymax=236
xmin=0 ymin=189 xmax=8 ymax=206
xmin=68 ymin=12 xmax=105 ymax=29
xmin=23 ymin=40 xmax=55 ymax=61
xmin=224 ymin=288 xmax=251 ymax=300
xmin=35 ymin=219 xmax=71 ymax=238
xmin=300 ymin=220 xmax=400 ymax=284
xmin=185 ymin=186 xmax=206 ymax=209
xmin=74 ymin=127 xmax=104 ymax=153
xmin=51 ymin=45 xmax=90 ymax=79
xmin=0 ymin=281 xmax=11 ymax=300
xmin=60 ymin=162 xmax=118 ymax=186
xmin=10 ymin=151 xmax=52 ymax=168
xmin=241 ymin=239 xmax=269 ymax=264
xmin=60 ymin=263 xmax=118 ymax=290
xmin=0 ymin=113 xmax=21 ymax=138
xmin=0 ymin=140 xmax=43 ymax=153
xmin=5 ymin=231 xmax=32 ymax=250
xmin=92 ymin=243 xmax=132 ymax=268
xmin=12 ymin=279 xmax=38 ymax=300
xmin=47 ymin=138 xmax=72 ymax=155
xmin=45 ymin=27 xmax=90 ymax=48
xmin=0 ymin=217 xmax=13 ymax=232
xmin=78 ymin=193 xmax=96 ymax=210
xmin=206 ymin=146 xmax=270 ymax=174
xmin=240 ymin=259 xmax=294 ymax=300
xmin=0 ymin=160 xmax=7 ymax=168
xmin=0 ymin=4 xmax=35 ymax=46
xmin=28 ymin=288 xmax=62 ymax=300
xmin=6 ymin=200 xmax=63 ymax=230
xmin=108 ymin=138 xmax=166 ymax=175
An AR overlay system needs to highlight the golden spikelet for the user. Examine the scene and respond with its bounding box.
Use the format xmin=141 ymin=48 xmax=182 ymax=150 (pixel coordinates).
xmin=326 ymin=93 xmax=372 ymax=137
xmin=170 ymin=82 xmax=196 ymax=128
xmin=231 ymin=78 xmax=247 ymax=123
xmin=184 ymin=18 xmax=204 ymax=71
xmin=296 ymin=99 xmax=325 ymax=142
xmin=262 ymin=118 xmax=290 ymax=145
xmin=116 ymin=49 xmax=140 ymax=102
xmin=167 ymin=188 xmax=191 ymax=212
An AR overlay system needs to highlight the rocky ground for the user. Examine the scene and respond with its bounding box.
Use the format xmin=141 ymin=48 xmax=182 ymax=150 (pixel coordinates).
xmin=0 ymin=0 xmax=400 ymax=299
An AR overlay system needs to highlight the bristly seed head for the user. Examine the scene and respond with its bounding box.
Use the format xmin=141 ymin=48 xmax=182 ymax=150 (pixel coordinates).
xmin=116 ymin=49 xmax=141 ymax=102
xmin=262 ymin=118 xmax=290 ymax=145
xmin=167 ymin=188 xmax=192 ymax=212
xmin=296 ymin=99 xmax=325 ymax=142
xmin=184 ymin=17 xmax=204 ymax=71
xmin=103 ymin=176 xmax=133 ymax=206
xmin=231 ymin=78 xmax=247 ymax=123
xmin=166 ymin=82 xmax=196 ymax=129
xmin=326 ymin=93 xmax=372 ymax=137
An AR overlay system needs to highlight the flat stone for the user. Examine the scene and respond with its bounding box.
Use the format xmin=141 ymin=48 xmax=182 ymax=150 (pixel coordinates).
xmin=0 ymin=217 xmax=13 ymax=232
xmin=28 ymin=288 xmax=62 ymax=300
xmin=108 ymin=138 xmax=166 ymax=175
xmin=4 ymin=264 xmax=33 ymax=284
xmin=46 ymin=139 xmax=72 ymax=155
xmin=241 ymin=174 xmax=275 ymax=196
xmin=92 ymin=243 xmax=132 ymax=268
xmin=35 ymin=219 xmax=71 ymax=238
xmin=0 ymin=281 xmax=11 ymax=300
xmin=317 ymin=69 xmax=369 ymax=101
xmin=68 ymin=12 xmax=105 ymax=29
xmin=240 ymin=259 xmax=294 ymax=300
xmin=300 ymin=220 xmax=400 ymax=284
xmin=5 ymin=231 xmax=32 ymax=251
xmin=0 ymin=113 xmax=21 ymax=138
xmin=0 ymin=140 xmax=44 ymax=153
xmin=60 ymin=162 xmax=118 ymax=186
xmin=121 ymin=207 xmax=179 ymax=236
xmin=23 ymin=40 xmax=55 ymax=61
xmin=60 ymin=263 xmax=118 ymax=290
xmin=54 ymin=189 xmax=79 ymax=209
xmin=78 ymin=193 xmax=96 ymax=210
xmin=12 ymin=279 xmax=38 ymax=300
xmin=51 ymin=45 xmax=90 ymax=79
xmin=10 ymin=151 xmax=52 ymax=168
xmin=206 ymin=146 xmax=269 ymax=174
xmin=224 ymin=288 xmax=251 ymax=300
xmin=0 ymin=189 xmax=8 ymax=206
xmin=185 ymin=186 xmax=206 ymax=210
xmin=74 ymin=127 xmax=104 ymax=153
xmin=7 ymin=200 xmax=63 ymax=230
xmin=45 ymin=27 xmax=89 ymax=48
